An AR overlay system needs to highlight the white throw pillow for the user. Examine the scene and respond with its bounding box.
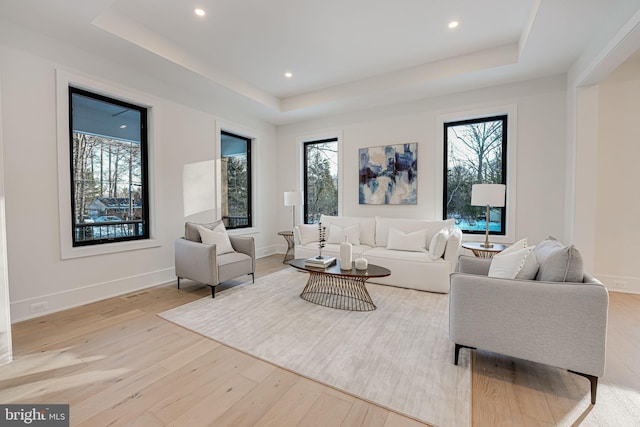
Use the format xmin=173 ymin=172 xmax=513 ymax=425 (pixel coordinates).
xmin=502 ymin=237 xmax=527 ymax=253
xmin=327 ymin=223 xmax=360 ymax=245
xmin=386 ymin=227 xmax=428 ymax=252
xmin=428 ymin=229 xmax=449 ymax=260
xmin=488 ymin=246 xmax=537 ymax=279
xmin=298 ymin=224 xmax=319 ymax=245
xmin=198 ymin=223 xmax=234 ymax=254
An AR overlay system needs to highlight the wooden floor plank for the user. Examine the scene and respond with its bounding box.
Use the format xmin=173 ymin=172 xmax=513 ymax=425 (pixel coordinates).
xmin=297 ymin=390 xmax=354 ymax=426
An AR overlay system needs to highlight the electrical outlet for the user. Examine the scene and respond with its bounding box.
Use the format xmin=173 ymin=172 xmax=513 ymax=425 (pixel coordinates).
xmin=614 ymin=280 xmax=627 ymax=289
xmin=29 ymin=301 xmax=48 ymax=313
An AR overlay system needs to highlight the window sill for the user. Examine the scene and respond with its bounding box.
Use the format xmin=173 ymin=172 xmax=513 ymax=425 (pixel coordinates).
xmin=60 ymin=238 xmax=161 ymax=260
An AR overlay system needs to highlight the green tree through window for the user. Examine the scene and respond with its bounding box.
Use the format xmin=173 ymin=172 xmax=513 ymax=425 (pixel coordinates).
xmin=221 ymin=131 xmax=251 ymax=229
xmin=304 ymin=138 xmax=338 ymax=223
xmin=444 ymin=115 xmax=507 ymax=234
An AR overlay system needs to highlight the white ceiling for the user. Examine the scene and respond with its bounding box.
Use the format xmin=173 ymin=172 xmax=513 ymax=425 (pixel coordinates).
xmin=0 ymin=0 xmax=632 ymax=124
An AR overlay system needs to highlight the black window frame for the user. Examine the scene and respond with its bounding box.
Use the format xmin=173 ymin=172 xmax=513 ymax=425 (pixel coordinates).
xmin=69 ymin=86 xmax=150 ymax=247
xmin=443 ymin=114 xmax=508 ymax=236
xmin=220 ymin=130 xmax=252 ymax=230
xmin=303 ymin=137 xmax=339 ymax=224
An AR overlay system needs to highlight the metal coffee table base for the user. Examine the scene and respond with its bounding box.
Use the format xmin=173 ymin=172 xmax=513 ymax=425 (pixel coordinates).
xmin=300 ymin=271 xmax=376 ymax=311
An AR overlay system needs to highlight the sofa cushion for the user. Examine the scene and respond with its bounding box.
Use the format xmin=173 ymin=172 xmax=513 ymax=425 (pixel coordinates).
xmin=489 ymin=246 xmax=538 ymax=279
xmin=198 ymin=223 xmax=234 ymax=254
xmin=387 ymin=227 xmax=428 ymax=252
xmin=534 ymin=236 xmax=584 ymax=282
xmin=298 ymin=224 xmax=319 ymax=245
xmin=364 ymin=246 xmax=439 ymax=263
xmin=320 ymin=215 xmax=376 ymax=246
xmin=375 ymin=217 xmax=455 ymax=247
xmin=428 ymin=229 xmax=449 ymax=259
xmin=327 ymin=223 xmax=360 ymax=245
xmin=185 ymin=220 xmax=222 ymax=242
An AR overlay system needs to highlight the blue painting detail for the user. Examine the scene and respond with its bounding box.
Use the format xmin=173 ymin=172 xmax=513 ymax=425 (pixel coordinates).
xmin=359 ymin=143 xmax=418 ymax=205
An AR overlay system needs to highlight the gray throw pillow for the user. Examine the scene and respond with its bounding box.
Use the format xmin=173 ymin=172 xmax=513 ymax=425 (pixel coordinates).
xmin=185 ymin=220 xmax=222 ymax=242
xmin=533 ymin=236 xmax=584 ymax=282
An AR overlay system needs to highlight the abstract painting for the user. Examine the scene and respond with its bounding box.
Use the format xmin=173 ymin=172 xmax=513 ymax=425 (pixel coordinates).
xmin=359 ymin=143 xmax=417 ymax=205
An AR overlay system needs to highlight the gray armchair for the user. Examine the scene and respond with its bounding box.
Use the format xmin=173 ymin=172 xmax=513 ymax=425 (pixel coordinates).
xmin=175 ymin=221 xmax=255 ymax=298
xmin=449 ymin=255 xmax=609 ymax=404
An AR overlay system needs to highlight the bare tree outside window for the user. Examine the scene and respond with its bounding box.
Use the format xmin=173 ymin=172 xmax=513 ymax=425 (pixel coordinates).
xmin=444 ymin=115 xmax=507 ymax=234
xmin=304 ymin=139 xmax=338 ymax=223
xmin=70 ymin=87 xmax=149 ymax=246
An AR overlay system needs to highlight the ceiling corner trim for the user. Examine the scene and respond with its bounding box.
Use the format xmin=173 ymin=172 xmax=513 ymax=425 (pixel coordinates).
xmin=91 ymin=8 xmax=281 ymax=112
xmin=280 ymin=43 xmax=519 ymax=113
xmin=518 ymin=0 xmax=542 ymax=58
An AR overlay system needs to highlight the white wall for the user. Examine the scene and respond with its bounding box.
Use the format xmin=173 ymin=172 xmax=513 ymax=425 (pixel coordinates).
xmin=277 ymin=76 xmax=568 ymax=245
xmin=0 ymin=32 xmax=278 ymax=321
xmin=594 ymin=56 xmax=640 ymax=294
xmin=0 ymin=82 xmax=12 ymax=365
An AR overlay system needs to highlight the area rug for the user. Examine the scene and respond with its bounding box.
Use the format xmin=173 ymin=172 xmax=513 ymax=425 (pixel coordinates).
xmin=159 ymin=268 xmax=471 ymax=427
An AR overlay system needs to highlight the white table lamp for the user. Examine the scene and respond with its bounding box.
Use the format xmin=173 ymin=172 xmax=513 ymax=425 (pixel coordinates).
xmin=284 ymin=191 xmax=303 ymax=230
xmin=471 ymin=184 xmax=506 ymax=248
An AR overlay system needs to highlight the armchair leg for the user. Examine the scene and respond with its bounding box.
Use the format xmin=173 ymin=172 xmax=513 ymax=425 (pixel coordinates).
xmin=251 ymin=273 xmax=255 ymax=283
xmin=177 ymin=277 xmax=181 ymax=289
xmin=568 ymin=370 xmax=599 ymax=404
xmin=454 ymin=343 xmax=476 ymax=365
xmin=208 ymin=285 xmax=217 ymax=298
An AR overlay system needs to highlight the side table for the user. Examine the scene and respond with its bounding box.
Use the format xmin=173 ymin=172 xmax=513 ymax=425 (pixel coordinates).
xmin=277 ymin=231 xmax=295 ymax=263
xmin=461 ymin=242 xmax=506 ymax=258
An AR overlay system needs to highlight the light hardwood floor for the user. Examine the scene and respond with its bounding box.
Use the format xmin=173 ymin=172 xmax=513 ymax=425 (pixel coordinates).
xmin=1 ymin=255 xmax=639 ymax=426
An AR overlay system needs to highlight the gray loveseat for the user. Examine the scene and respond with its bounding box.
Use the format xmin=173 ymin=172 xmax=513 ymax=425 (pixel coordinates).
xmin=449 ymin=252 xmax=609 ymax=404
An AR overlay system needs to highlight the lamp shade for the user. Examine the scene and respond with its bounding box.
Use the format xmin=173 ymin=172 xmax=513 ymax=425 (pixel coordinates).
xmin=471 ymin=184 xmax=506 ymax=207
xmin=284 ymin=191 xmax=303 ymax=207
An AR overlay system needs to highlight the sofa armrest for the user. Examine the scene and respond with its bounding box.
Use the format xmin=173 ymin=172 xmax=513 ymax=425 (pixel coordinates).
xmin=230 ymin=235 xmax=256 ymax=272
xmin=174 ymin=237 xmax=218 ymax=285
xmin=443 ymin=228 xmax=462 ymax=271
xmin=456 ymin=255 xmax=492 ymax=275
xmin=449 ymin=272 xmax=609 ymax=376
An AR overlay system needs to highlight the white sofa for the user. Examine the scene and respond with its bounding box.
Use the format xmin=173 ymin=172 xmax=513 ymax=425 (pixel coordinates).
xmin=293 ymin=215 xmax=462 ymax=293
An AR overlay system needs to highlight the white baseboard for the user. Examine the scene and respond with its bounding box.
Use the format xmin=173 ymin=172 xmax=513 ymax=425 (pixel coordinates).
xmin=256 ymin=244 xmax=281 ymax=259
xmin=11 ymin=268 xmax=176 ymax=323
xmin=597 ymin=274 xmax=640 ymax=295
xmin=11 ymin=244 xmax=286 ymax=322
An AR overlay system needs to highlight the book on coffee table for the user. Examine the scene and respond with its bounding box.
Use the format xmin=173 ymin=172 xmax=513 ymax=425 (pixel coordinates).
xmin=305 ymin=256 xmax=336 ymax=268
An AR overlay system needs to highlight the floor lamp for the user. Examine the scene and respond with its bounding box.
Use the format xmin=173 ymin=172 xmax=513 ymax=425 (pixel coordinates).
xmin=284 ymin=191 xmax=303 ymax=231
xmin=471 ymin=184 xmax=506 ymax=248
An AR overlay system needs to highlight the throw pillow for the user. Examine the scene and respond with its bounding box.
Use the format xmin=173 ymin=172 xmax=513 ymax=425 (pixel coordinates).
xmin=533 ymin=236 xmax=584 ymax=282
xmin=428 ymin=229 xmax=449 ymax=260
xmin=197 ymin=223 xmax=234 ymax=254
xmin=502 ymin=237 xmax=528 ymax=253
xmin=386 ymin=227 xmax=428 ymax=252
xmin=298 ymin=224 xmax=319 ymax=245
xmin=327 ymin=224 xmax=360 ymax=245
xmin=185 ymin=220 xmax=222 ymax=242
xmin=488 ymin=246 xmax=537 ymax=279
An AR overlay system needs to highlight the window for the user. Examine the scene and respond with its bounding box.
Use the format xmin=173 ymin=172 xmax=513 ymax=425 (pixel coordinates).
xmin=303 ymin=138 xmax=339 ymax=224
xmin=69 ymin=87 xmax=149 ymax=246
xmin=221 ymin=131 xmax=252 ymax=229
xmin=443 ymin=115 xmax=507 ymax=235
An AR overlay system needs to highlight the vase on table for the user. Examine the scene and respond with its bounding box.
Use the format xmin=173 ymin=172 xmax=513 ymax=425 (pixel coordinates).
xmin=340 ymin=236 xmax=353 ymax=270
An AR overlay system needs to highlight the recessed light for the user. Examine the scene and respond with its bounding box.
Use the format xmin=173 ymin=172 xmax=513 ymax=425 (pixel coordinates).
xmin=448 ymin=21 xmax=459 ymax=29
xmin=120 ymin=124 xmax=127 ymax=129
xmin=195 ymin=8 xmax=205 ymax=17
xmin=284 ymin=72 xmax=293 ymax=78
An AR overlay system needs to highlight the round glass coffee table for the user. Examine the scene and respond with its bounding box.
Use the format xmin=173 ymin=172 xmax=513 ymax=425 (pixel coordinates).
xmin=288 ymin=258 xmax=391 ymax=311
